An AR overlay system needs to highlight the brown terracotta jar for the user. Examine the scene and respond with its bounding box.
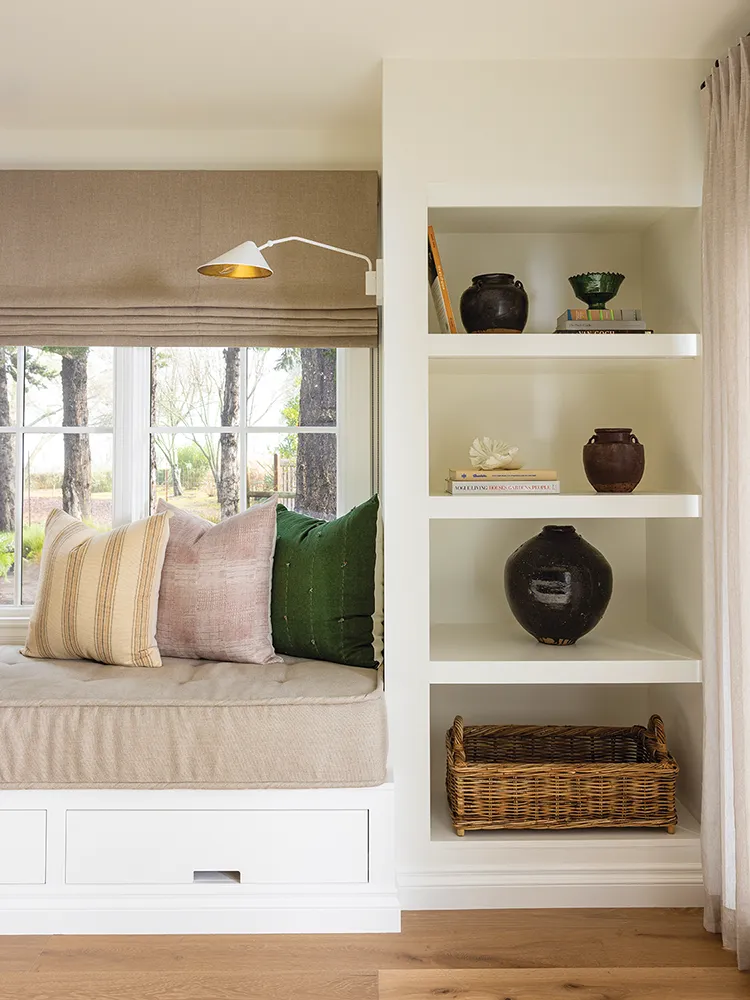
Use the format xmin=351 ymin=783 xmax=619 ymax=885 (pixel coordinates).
xmin=583 ymin=428 xmax=645 ymax=493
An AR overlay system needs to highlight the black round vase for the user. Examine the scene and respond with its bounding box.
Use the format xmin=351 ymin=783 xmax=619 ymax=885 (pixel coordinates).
xmin=504 ymin=525 xmax=613 ymax=645
xmin=459 ymin=273 xmax=529 ymax=334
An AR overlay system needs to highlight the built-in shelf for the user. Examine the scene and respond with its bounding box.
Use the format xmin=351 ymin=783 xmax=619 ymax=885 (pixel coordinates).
xmin=425 ymin=200 xmax=682 ymax=234
xmin=429 ymin=622 xmax=701 ymax=684
xmin=430 ymin=794 xmax=700 ymax=846
xmin=428 ymin=493 xmax=701 ymax=519
xmin=428 ymin=333 xmax=700 ymax=360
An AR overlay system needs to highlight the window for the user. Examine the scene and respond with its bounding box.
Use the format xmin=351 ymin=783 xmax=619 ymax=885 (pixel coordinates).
xmin=0 ymin=346 xmax=372 ymax=612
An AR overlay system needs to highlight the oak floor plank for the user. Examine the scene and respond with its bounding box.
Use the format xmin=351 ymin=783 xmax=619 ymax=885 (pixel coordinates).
xmin=0 ymin=935 xmax=51 ymax=973
xmin=0 ymin=971 xmax=375 ymax=1000
xmin=378 ymin=967 xmax=749 ymax=1000
xmin=32 ymin=909 xmax=734 ymax=973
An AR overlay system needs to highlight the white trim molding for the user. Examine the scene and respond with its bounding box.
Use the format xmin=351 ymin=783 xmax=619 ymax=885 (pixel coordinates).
xmin=399 ymin=862 xmax=704 ymax=909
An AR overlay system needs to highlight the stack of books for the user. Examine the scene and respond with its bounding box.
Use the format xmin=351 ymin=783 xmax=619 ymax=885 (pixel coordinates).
xmin=555 ymin=309 xmax=652 ymax=335
xmin=446 ymin=468 xmax=560 ymax=495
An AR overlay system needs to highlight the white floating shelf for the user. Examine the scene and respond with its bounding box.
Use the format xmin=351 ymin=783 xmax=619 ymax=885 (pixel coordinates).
xmin=429 ymin=622 xmax=702 ymax=684
xmin=430 ymin=794 xmax=700 ymax=846
xmin=428 ymin=493 xmax=701 ymax=519
xmin=428 ymin=333 xmax=700 ymax=359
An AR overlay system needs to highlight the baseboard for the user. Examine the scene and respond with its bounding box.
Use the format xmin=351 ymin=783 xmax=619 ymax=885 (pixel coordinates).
xmin=0 ymin=893 xmax=402 ymax=934
xmin=398 ymin=864 xmax=704 ymax=909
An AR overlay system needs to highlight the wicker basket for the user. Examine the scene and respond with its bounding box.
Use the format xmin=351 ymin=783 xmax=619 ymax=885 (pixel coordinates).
xmin=446 ymin=715 xmax=678 ymax=836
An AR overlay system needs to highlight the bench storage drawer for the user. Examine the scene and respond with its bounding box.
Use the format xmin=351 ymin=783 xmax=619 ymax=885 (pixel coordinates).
xmin=0 ymin=810 xmax=46 ymax=884
xmin=65 ymin=809 xmax=369 ymax=886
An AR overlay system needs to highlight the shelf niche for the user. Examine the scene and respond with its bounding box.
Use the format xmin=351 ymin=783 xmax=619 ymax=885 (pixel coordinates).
xmin=429 ymin=682 xmax=702 ymax=848
xmin=428 ymin=205 xmax=700 ymax=338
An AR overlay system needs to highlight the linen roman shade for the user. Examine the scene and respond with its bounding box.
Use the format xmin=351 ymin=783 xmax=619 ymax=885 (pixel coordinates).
xmin=0 ymin=170 xmax=378 ymax=347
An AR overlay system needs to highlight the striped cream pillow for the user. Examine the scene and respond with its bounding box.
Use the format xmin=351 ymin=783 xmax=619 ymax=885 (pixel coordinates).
xmin=22 ymin=508 xmax=171 ymax=668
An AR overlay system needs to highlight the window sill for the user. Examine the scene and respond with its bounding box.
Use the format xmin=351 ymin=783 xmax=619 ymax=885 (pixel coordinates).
xmin=0 ymin=614 xmax=31 ymax=645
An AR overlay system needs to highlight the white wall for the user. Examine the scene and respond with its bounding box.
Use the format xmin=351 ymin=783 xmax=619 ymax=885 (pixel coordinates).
xmin=0 ymin=128 xmax=380 ymax=169
xmin=384 ymin=58 xmax=706 ymax=203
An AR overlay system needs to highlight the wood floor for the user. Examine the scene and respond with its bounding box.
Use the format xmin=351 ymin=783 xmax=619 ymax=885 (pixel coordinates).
xmin=0 ymin=909 xmax=744 ymax=999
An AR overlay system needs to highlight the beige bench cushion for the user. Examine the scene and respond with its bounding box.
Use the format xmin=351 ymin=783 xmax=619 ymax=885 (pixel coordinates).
xmin=0 ymin=646 xmax=387 ymax=789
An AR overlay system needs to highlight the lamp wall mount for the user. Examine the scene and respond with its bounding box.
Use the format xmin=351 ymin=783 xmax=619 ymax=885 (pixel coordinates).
xmin=199 ymin=235 xmax=382 ymax=304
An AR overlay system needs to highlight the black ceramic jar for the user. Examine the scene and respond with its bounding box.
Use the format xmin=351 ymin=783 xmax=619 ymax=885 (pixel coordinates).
xmin=583 ymin=428 xmax=645 ymax=493
xmin=459 ymin=273 xmax=529 ymax=334
xmin=504 ymin=525 xmax=613 ymax=645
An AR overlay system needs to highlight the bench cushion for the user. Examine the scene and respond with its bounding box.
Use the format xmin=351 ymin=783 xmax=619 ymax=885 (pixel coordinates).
xmin=0 ymin=646 xmax=387 ymax=789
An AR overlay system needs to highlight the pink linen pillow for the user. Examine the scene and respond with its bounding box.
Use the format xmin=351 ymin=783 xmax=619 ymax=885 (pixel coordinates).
xmin=156 ymin=498 xmax=282 ymax=664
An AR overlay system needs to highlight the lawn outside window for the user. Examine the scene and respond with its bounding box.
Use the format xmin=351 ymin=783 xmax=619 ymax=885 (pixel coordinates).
xmin=0 ymin=345 xmax=373 ymax=626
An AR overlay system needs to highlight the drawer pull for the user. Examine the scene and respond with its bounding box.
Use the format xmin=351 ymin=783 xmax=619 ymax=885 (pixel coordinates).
xmin=193 ymin=870 xmax=241 ymax=884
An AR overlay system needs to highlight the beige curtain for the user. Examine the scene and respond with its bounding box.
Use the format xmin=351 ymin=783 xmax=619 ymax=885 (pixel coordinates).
xmin=702 ymin=38 xmax=750 ymax=971
xmin=0 ymin=170 xmax=378 ymax=346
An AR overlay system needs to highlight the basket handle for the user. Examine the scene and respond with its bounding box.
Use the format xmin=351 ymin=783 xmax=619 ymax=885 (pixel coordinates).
xmin=648 ymin=714 xmax=667 ymax=750
xmin=451 ymin=716 xmax=466 ymax=766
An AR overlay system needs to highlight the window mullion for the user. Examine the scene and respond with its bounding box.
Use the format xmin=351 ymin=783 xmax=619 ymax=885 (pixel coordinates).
xmin=239 ymin=349 xmax=248 ymax=512
xmin=336 ymin=347 xmax=373 ymax=513
xmin=113 ymin=347 xmax=150 ymax=525
xmin=14 ymin=347 xmax=25 ymax=607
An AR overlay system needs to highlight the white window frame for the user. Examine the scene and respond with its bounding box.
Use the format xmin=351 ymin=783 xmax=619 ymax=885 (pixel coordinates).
xmin=0 ymin=346 xmax=373 ymax=640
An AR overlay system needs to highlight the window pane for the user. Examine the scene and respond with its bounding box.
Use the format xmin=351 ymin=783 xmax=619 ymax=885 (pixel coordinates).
xmin=22 ymin=433 xmax=113 ymax=604
xmin=0 ymin=348 xmax=17 ymax=426
xmin=0 ymin=435 xmax=15 ymax=605
xmin=247 ymin=431 xmax=336 ymax=520
xmin=152 ymin=347 xmax=232 ymax=428
xmin=24 ymin=347 xmax=113 ymax=427
xmin=248 ymin=347 xmax=336 ymax=428
xmin=151 ymin=432 xmax=238 ymax=523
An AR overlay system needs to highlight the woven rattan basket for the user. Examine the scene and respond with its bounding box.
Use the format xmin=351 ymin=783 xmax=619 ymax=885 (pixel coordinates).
xmin=446 ymin=714 xmax=678 ymax=836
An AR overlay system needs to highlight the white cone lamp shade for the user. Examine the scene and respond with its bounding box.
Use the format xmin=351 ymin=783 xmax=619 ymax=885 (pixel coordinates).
xmin=197 ymin=241 xmax=273 ymax=279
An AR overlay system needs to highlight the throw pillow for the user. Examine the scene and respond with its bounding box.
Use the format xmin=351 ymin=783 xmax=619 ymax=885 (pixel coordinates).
xmin=156 ymin=498 xmax=281 ymax=664
xmin=23 ymin=507 xmax=171 ymax=668
xmin=271 ymin=495 xmax=381 ymax=668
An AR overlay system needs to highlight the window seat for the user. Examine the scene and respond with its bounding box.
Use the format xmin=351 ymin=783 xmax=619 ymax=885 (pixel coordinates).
xmin=0 ymin=647 xmax=387 ymax=789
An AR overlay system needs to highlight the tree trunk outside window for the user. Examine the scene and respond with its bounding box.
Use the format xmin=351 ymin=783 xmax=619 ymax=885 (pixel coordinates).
xmin=59 ymin=350 xmax=91 ymax=520
xmin=295 ymin=348 xmax=336 ymax=519
xmin=218 ymin=347 xmax=240 ymax=519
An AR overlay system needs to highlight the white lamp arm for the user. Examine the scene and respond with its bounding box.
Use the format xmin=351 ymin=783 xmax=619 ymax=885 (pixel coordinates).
xmin=258 ymin=236 xmax=374 ymax=272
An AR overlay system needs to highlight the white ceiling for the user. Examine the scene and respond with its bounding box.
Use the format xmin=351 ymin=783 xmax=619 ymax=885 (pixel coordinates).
xmin=1 ymin=0 xmax=748 ymax=130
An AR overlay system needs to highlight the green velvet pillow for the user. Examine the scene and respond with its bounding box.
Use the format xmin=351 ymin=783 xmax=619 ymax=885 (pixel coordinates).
xmin=271 ymin=496 xmax=381 ymax=668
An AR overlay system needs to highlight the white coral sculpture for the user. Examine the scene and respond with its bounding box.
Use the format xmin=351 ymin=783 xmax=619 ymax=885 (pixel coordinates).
xmin=469 ymin=436 xmax=522 ymax=470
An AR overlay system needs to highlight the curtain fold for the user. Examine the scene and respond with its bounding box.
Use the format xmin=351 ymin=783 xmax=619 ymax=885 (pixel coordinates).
xmin=0 ymin=170 xmax=378 ymax=346
xmin=701 ymin=37 xmax=750 ymax=971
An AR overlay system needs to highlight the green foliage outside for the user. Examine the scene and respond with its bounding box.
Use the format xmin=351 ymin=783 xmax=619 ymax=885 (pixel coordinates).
xmin=0 ymin=532 xmax=13 ymax=579
xmin=0 ymin=523 xmax=47 ymax=580
xmin=177 ymin=442 xmax=211 ymax=490
xmin=91 ymin=471 xmax=113 ymax=494
xmin=21 ymin=523 xmax=45 ymax=562
xmin=278 ymin=376 xmax=301 ymax=460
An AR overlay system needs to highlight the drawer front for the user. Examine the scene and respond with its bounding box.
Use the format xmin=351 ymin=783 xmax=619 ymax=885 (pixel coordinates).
xmin=65 ymin=809 xmax=368 ymax=885
xmin=0 ymin=810 xmax=46 ymax=884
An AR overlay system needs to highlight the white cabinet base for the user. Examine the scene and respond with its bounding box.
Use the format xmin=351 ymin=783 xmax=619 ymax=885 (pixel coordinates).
xmin=0 ymin=811 xmax=46 ymax=885
xmin=0 ymin=786 xmax=399 ymax=934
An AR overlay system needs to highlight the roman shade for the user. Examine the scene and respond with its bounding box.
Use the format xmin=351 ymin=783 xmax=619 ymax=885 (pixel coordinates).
xmin=0 ymin=170 xmax=378 ymax=347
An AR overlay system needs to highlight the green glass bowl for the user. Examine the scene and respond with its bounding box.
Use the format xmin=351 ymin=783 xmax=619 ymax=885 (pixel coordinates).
xmin=569 ymin=272 xmax=625 ymax=309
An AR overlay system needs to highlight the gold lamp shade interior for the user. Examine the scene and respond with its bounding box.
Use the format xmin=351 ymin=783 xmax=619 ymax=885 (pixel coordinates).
xmin=197 ymin=241 xmax=273 ymax=279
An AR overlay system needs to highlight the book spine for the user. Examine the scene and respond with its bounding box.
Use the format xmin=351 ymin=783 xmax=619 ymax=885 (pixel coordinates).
xmin=427 ymin=226 xmax=457 ymax=334
xmin=555 ymin=330 xmax=654 ymax=337
xmin=564 ymin=309 xmax=615 ymax=321
xmin=449 ymin=469 xmax=558 ymax=481
xmin=447 ymin=481 xmax=561 ymax=494
xmin=562 ymin=309 xmax=642 ymax=321
xmin=557 ymin=320 xmax=647 ymax=331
